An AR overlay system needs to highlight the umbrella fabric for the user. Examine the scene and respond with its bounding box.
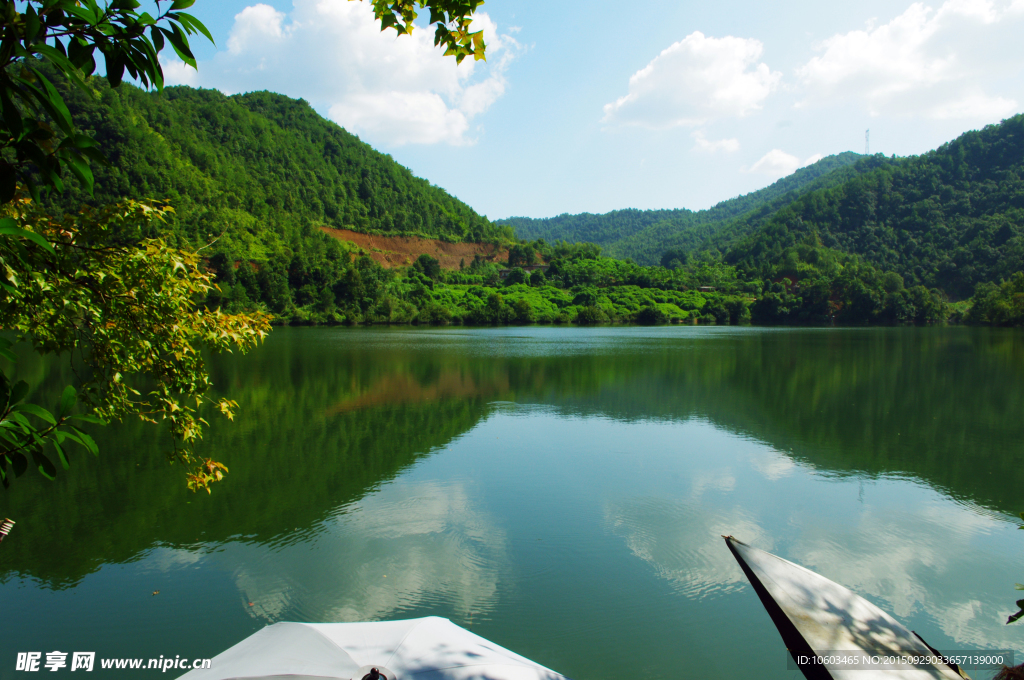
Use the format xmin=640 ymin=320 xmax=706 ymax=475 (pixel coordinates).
xmin=180 ymin=617 xmax=570 ymax=680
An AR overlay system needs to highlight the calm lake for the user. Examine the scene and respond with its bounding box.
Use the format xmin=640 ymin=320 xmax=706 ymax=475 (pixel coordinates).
xmin=2 ymin=326 xmax=1023 ymax=679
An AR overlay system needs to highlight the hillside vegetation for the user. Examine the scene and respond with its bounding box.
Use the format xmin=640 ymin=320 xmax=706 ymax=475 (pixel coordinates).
xmin=35 ymin=74 xmax=1024 ymax=327
xmin=726 ymin=115 xmax=1024 ymax=300
xmin=47 ymin=76 xmax=504 ymax=259
xmin=498 ymin=152 xmax=864 ymax=263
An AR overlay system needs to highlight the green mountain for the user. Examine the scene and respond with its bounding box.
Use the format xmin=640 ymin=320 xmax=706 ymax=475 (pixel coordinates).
xmin=47 ymin=78 xmax=502 ymax=260
xmin=726 ymin=114 xmax=1024 ymax=300
xmin=497 ymin=152 xmax=864 ymax=264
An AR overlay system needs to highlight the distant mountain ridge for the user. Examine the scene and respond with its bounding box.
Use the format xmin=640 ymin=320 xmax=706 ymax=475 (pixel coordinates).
xmin=497 ymin=152 xmax=864 ymax=264
xmin=726 ymin=114 xmax=1024 ymax=299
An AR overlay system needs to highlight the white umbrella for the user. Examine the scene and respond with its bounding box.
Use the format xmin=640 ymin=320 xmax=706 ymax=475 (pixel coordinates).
xmin=180 ymin=616 xmax=571 ymax=680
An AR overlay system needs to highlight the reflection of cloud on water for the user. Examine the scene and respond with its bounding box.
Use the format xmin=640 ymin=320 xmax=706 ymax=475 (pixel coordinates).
xmin=605 ymin=496 xmax=769 ymax=599
xmin=138 ymin=546 xmax=204 ymax=572
xmin=748 ymin=449 xmax=797 ymax=481
xmin=224 ymin=480 xmax=508 ymax=623
xmin=790 ymin=500 xmax=1020 ymax=650
xmin=601 ymin=433 xmax=1022 ymax=654
xmin=690 ymin=469 xmax=736 ymax=498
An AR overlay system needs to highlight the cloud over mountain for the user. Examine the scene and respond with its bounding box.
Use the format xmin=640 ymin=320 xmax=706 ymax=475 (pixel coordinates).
xmin=602 ymin=32 xmax=781 ymax=129
xmin=164 ymin=0 xmax=518 ymax=146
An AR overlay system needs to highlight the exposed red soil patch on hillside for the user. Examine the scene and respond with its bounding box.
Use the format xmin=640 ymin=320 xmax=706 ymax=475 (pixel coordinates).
xmin=321 ymin=227 xmax=507 ymax=270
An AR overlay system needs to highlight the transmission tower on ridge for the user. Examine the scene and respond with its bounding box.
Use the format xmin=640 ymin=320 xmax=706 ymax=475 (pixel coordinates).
xmin=865 ymin=129 xmax=870 ymax=155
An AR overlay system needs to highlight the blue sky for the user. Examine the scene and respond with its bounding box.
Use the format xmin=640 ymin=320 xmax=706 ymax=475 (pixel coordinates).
xmin=165 ymin=0 xmax=1024 ymax=220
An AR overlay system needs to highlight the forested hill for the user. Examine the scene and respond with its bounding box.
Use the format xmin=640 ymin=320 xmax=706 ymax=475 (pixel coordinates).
xmin=497 ymin=152 xmax=863 ymax=263
xmin=726 ymin=114 xmax=1024 ymax=300
xmin=46 ymin=78 xmax=502 ymax=260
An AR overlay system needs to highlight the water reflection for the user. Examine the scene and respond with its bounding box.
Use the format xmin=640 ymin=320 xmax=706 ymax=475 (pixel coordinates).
xmin=0 ymin=327 xmax=1022 ymax=680
xmin=227 ymin=479 xmax=508 ymax=624
xmin=606 ymin=497 xmax=767 ymax=599
xmin=791 ymin=498 xmax=1018 ymax=650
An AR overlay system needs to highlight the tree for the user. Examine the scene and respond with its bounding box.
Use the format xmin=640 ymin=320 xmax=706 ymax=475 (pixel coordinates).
xmin=504 ymin=266 xmax=527 ymax=286
xmin=367 ymin=0 xmax=486 ymax=63
xmin=414 ymin=253 xmax=441 ymax=280
xmin=507 ymin=244 xmax=535 ymax=267
xmin=0 ymin=0 xmax=488 ymax=202
xmin=1 ymin=196 xmax=271 ymax=491
xmin=0 ymin=0 xmax=488 ymax=492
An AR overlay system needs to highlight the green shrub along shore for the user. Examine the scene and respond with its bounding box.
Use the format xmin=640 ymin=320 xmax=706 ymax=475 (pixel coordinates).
xmin=207 ymin=235 xmax=1024 ymax=328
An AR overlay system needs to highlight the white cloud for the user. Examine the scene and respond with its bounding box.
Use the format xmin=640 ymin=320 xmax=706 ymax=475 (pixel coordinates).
xmin=746 ymin=149 xmax=823 ymax=178
xmin=160 ymin=55 xmax=197 ymax=87
xmin=692 ymin=130 xmax=740 ymax=153
xmin=796 ymin=0 xmax=1022 ymax=120
xmin=602 ymin=32 xmax=781 ymax=129
xmin=227 ymin=4 xmax=287 ymax=54
xmin=328 ymin=92 xmax=469 ymax=146
xmin=164 ymin=0 xmax=519 ymax=146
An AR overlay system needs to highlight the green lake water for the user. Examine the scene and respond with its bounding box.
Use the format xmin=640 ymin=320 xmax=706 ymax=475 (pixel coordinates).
xmin=2 ymin=326 xmax=1023 ymax=679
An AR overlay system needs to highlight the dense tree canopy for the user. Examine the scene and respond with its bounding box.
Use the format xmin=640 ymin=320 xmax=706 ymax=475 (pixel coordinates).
xmin=726 ymin=116 xmax=1024 ymax=301
xmin=45 ymin=82 xmax=501 ymax=252
xmin=498 ymin=153 xmax=864 ymax=264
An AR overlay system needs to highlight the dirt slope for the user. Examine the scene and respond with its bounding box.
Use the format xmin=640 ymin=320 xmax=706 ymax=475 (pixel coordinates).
xmin=321 ymin=228 xmax=507 ymax=270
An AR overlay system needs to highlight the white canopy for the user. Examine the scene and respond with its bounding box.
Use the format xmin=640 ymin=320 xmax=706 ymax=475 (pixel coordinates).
xmin=724 ymin=536 xmax=967 ymax=680
xmin=179 ymin=617 xmax=571 ymax=680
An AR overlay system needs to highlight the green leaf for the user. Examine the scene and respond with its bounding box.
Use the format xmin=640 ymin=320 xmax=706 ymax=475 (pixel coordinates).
xmin=62 ymin=4 xmax=100 ymax=24
xmin=32 ymin=450 xmax=56 ymax=480
xmin=71 ymin=427 xmax=99 ymax=456
xmin=60 ymin=386 xmax=77 ymax=416
xmin=64 ymin=153 xmax=95 ymax=195
xmin=176 ymin=12 xmax=215 ymax=46
xmin=57 ymin=430 xmax=80 ymax=446
xmin=25 ymin=7 xmax=41 ymax=42
xmin=162 ymin=24 xmax=197 ymax=68
xmin=8 ymin=380 xmax=29 ymax=406
xmin=5 ymin=412 xmax=31 ymax=431
xmin=53 ymin=440 xmax=70 ymax=470
xmin=12 ymin=403 xmax=56 ymax=426
xmin=9 ymin=452 xmax=28 ymax=478
xmin=29 ymin=70 xmax=75 ymax=136
xmin=171 ymin=0 xmax=196 ymax=9
xmin=150 ymin=25 xmax=165 ymax=52
xmin=0 ymin=219 xmax=55 ymax=254
xmin=25 ymin=177 xmax=42 ymax=203
xmin=104 ymin=49 xmax=126 ymax=88
xmin=1 ymin=90 xmax=25 ymax=139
